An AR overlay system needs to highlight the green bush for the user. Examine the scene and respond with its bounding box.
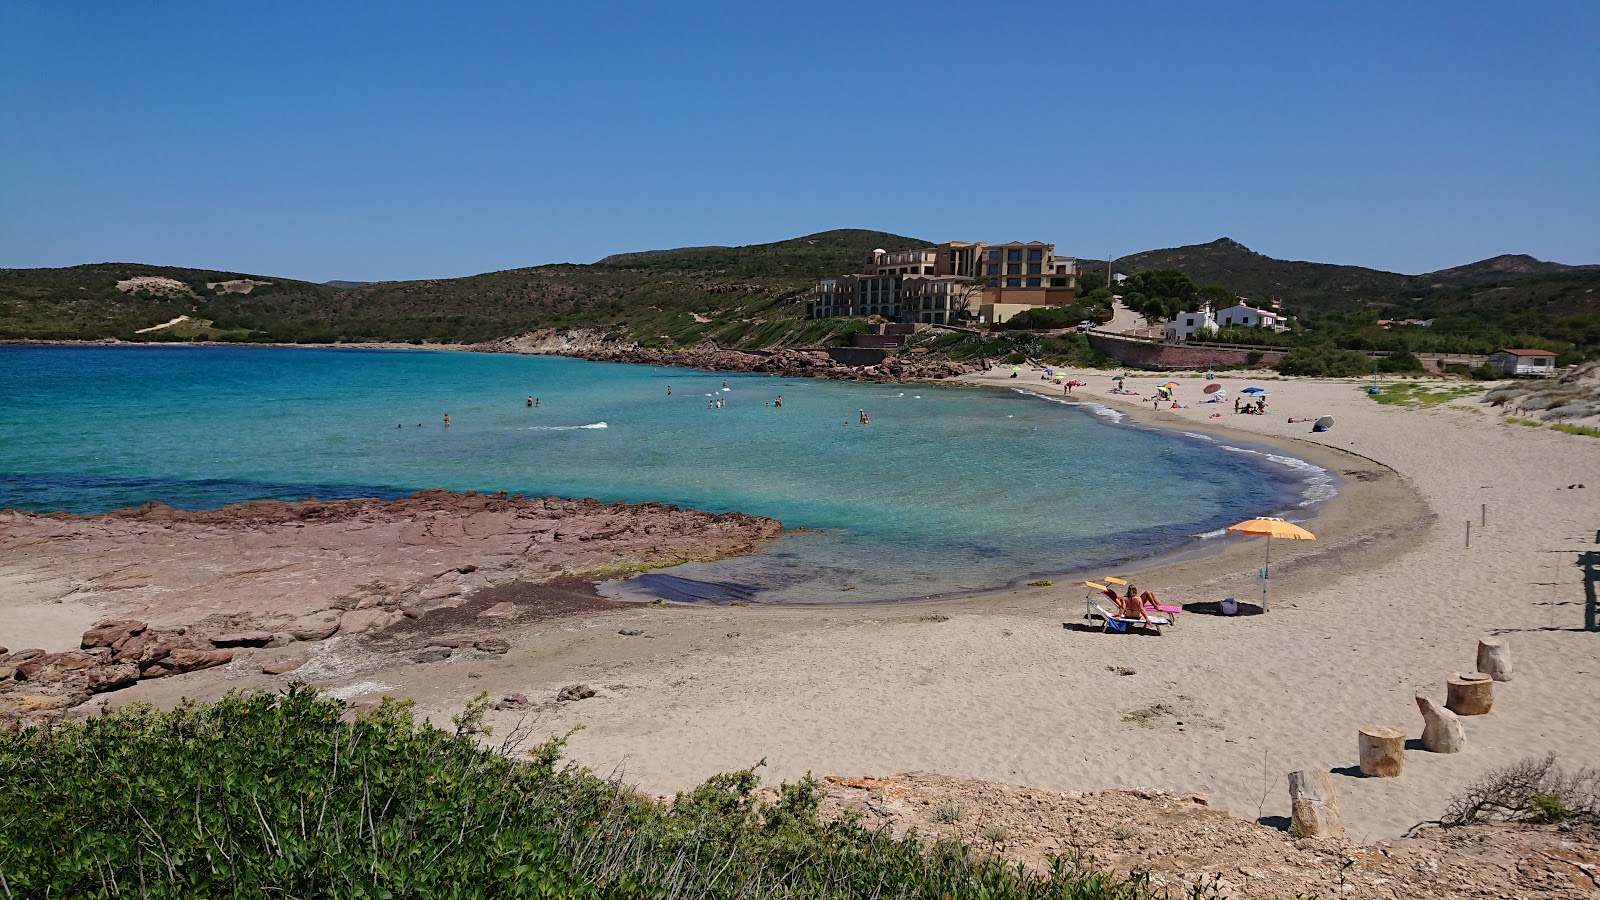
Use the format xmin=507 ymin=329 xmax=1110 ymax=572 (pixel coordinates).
xmin=0 ymin=687 xmax=1159 ymax=899
xmin=1276 ymin=346 xmax=1374 ymax=377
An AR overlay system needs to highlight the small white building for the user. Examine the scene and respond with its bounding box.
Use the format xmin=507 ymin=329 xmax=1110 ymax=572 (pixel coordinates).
xmin=1487 ymin=348 xmax=1558 ymax=377
xmin=1162 ymin=304 xmax=1218 ymax=341
xmin=1214 ymin=304 xmax=1288 ymax=331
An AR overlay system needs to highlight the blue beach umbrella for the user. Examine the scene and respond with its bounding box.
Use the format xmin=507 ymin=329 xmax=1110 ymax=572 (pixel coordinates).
xmin=1240 ymin=387 xmax=1267 ymax=395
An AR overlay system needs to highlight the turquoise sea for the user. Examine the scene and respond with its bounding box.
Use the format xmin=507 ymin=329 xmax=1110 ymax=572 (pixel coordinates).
xmin=0 ymin=345 xmax=1332 ymax=604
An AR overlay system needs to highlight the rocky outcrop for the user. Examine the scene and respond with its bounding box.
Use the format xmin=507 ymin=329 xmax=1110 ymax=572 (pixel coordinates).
xmin=2 ymin=490 xmax=782 ymax=726
xmin=476 ymin=331 xmax=972 ymax=383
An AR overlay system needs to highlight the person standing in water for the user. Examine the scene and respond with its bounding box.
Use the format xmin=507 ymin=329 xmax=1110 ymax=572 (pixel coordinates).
xmin=526 ymin=396 xmax=533 ymax=408
xmin=443 ymin=413 xmax=451 ymax=429
xmin=667 ymin=385 xmax=672 ymax=396
xmin=722 ymin=379 xmax=728 ymax=389
xmin=774 ymin=395 xmax=782 ymax=408
xmin=859 ymin=409 xmax=869 ymax=425
xmin=535 ymin=398 xmax=541 ymax=408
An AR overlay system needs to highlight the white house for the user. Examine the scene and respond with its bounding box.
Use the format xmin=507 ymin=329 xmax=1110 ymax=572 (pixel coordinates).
xmin=1162 ymin=304 xmax=1217 ymax=341
xmin=1487 ymin=348 xmax=1558 ymax=377
xmin=1214 ymin=304 xmax=1288 ymax=332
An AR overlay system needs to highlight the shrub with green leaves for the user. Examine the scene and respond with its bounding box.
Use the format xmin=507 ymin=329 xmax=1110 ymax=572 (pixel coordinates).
xmin=0 ymin=687 xmax=1162 ymax=899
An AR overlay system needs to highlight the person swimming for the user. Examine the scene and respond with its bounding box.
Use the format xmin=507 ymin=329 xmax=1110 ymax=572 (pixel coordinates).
xmin=667 ymin=385 xmax=672 ymax=396
xmin=774 ymin=395 xmax=782 ymax=408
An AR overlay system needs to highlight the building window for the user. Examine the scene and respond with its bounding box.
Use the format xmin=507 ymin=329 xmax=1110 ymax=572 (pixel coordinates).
xmin=1007 ymin=263 xmax=1021 ymax=275
xmin=1007 ymin=249 xmax=1021 ymax=261
xmin=1050 ymin=277 xmax=1067 ymax=287
xmin=923 ymin=266 xmax=933 ymax=274
xmin=1026 ymin=277 xmax=1041 ymax=287
xmin=1027 ymin=249 xmax=1043 ymax=261
xmin=987 ymin=250 xmax=1000 ymax=261
xmin=1006 ymin=278 xmax=1021 ymax=288
xmin=1027 ymin=263 xmax=1041 ymax=275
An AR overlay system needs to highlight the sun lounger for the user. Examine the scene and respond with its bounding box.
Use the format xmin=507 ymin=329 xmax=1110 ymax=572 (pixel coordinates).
xmin=1102 ymin=576 xmax=1180 ymax=622
xmin=1084 ymin=595 xmax=1169 ymax=635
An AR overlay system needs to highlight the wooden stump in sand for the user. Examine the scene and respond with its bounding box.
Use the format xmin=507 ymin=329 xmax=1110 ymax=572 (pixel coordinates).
xmin=1416 ymin=694 xmax=1465 ymax=753
xmin=1476 ymin=638 xmax=1513 ymax=682
xmin=1358 ymin=725 xmax=1405 ymax=777
xmin=1445 ymin=672 xmax=1494 ymax=716
xmin=1288 ymin=771 xmax=1344 ymax=839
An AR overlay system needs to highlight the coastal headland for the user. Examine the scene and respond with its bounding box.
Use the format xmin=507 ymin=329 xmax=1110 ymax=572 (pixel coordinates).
xmin=2 ymin=357 xmax=1596 ymax=896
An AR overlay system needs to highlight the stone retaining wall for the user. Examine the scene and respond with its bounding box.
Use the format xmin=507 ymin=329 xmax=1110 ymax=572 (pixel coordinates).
xmin=1087 ymin=331 xmax=1284 ymax=370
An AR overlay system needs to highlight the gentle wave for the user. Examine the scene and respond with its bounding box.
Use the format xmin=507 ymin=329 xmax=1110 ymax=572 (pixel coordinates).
xmin=1014 ymin=389 xmax=1128 ymax=423
xmin=1012 ymin=389 xmax=1334 ymax=507
xmin=524 ymin=422 xmax=608 ymax=431
xmin=1192 ymin=527 xmax=1229 ymax=539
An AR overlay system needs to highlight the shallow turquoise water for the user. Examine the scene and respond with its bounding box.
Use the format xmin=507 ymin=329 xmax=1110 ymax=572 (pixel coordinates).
xmin=0 ymin=345 xmax=1329 ymax=603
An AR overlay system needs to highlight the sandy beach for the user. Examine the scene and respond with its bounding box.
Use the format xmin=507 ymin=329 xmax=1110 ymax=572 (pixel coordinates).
xmin=3 ymin=367 xmax=1596 ymax=851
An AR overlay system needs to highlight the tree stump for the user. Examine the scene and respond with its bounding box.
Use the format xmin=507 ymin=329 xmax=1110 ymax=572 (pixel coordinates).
xmin=1445 ymin=672 xmax=1494 ymax=715
xmin=1416 ymin=694 xmax=1465 ymax=753
xmin=1358 ymin=725 xmax=1405 ymax=777
xmin=1288 ymin=770 xmax=1344 ymax=839
xmin=1476 ymin=638 xmax=1513 ymax=682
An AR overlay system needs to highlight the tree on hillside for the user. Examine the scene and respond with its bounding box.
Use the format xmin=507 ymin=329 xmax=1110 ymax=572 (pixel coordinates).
xmin=1199 ymin=284 xmax=1236 ymax=308
xmin=1121 ymin=269 xmax=1200 ymax=323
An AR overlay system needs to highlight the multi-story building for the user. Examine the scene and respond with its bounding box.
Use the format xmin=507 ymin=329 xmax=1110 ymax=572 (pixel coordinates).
xmin=808 ymin=240 xmax=1077 ymax=325
xmin=808 ymin=273 xmax=976 ymax=324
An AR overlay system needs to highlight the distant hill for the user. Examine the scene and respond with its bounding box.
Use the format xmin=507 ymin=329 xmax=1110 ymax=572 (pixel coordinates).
xmin=3 ymin=232 xmax=1593 ymax=352
xmin=595 ymin=247 xmax=730 ymax=265
xmin=1422 ymin=254 xmax=1600 ymax=287
xmin=0 ymin=230 xmax=922 ymax=346
xmin=1081 ymin=238 xmax=1600 ymax=321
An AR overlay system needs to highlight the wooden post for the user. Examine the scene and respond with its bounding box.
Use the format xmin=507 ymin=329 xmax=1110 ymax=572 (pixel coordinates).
xmin=1416 ymin=694 xmax=1465 ymax=753
xmin=1445 ymin=672 xmax=1494 ymax=715
xmin=1466 ymin=521 xmax=1471 ymax=548
xmin=1288 ymin=771 xmax=1344 ymax=839
xmin=1358 ymin=725 xmax=1406 ymax=777
xmin=1476 ymin=638 xmax=1513 ymax=682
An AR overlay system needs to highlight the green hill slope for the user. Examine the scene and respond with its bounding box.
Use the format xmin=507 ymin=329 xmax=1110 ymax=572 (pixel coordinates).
xmin=0 ymin=229 xmax=922 ymax=346
xmin=4 ymin=231 xmax=1593 ymax=357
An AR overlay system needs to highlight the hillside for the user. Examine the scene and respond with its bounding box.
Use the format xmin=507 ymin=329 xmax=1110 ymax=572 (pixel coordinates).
xmin=1083 ymin=238 xmax=1600 ymax=326
xmin=0 ymin=229 xmax=922 ymax=347
xmin=3 ymin=231 xmax=1594 ymax=356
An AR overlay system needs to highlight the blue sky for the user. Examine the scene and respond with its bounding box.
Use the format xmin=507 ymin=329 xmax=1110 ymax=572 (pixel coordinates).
xmin=2 ymin=1 xmax=1595 ymax=281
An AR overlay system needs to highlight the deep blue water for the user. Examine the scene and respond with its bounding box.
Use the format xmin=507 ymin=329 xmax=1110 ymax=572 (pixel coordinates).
xmin=0 ymin=345 xmax=1331 ymax=603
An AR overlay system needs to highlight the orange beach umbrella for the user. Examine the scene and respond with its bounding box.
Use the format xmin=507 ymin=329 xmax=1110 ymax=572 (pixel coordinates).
xmin=1225 ymin=517 xmax=1315 ymax=612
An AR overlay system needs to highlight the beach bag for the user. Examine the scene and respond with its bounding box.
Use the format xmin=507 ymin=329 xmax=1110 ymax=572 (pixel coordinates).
xmin=1220 ymin=597 xmax=1238 ymax=616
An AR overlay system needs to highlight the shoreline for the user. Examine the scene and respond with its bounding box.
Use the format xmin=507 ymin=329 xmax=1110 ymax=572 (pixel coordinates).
xmin=5 ymin=342 xmax=1596 ymax=851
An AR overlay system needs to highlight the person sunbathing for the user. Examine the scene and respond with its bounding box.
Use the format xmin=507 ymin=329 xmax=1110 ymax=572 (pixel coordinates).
xmin=1119 ymin=586 xmax=1154 ymax=624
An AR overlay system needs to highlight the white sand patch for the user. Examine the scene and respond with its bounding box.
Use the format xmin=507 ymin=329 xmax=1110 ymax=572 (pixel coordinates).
xmin=205 ymin=279 xmax=271 ymax=294
xmin=135 ymin=315 xmax=191 ymax=334
xmin=116 ymin=276 xmax=194 ymax=297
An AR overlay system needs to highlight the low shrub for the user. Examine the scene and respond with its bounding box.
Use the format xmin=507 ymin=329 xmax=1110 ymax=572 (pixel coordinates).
xmin=1440 ymin=753 xmax=1599 ymax=828
xmin=0 ymin=687 xmax=1157 ymax=899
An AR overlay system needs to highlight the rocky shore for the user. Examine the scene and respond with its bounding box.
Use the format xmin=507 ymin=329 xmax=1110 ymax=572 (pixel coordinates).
xmin=0 ymin=490 xmax=781 ymax=726
xmin=475 ymin=328 xmax=974 ymax=381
